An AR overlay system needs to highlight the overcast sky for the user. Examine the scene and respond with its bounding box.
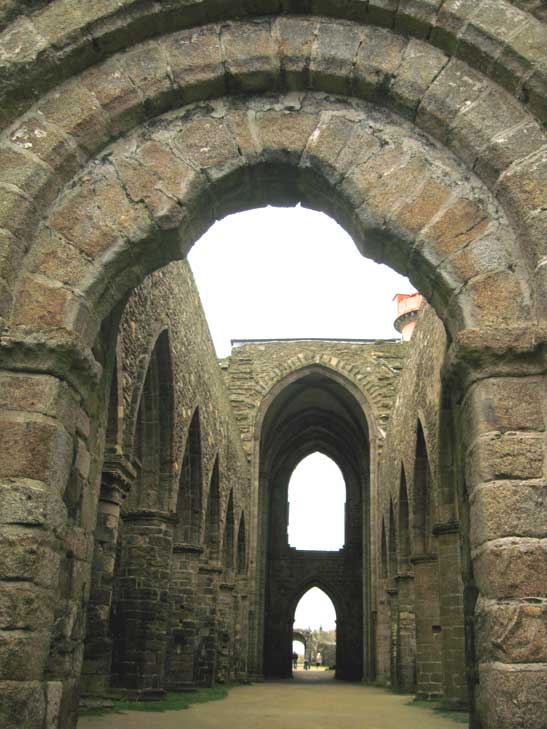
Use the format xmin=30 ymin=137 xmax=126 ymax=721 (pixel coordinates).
xmin=189 ymin=205 xmax=414 ymax=634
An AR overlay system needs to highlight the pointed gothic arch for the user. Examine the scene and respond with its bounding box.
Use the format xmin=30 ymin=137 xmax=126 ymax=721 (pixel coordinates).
xmin=398 ymin=467 xmax=411 ymax=570
xmin=413 ymin=420 xmax=433 ymax=556
xmin=175 ymin=407 xmax=203 ymax=544
xmin=223 ymin=490 xmax=235 ymax=574
xmin=237 ymin=512 xmax=247 ymax=576
xmin=204 ymin=457 xmax=221 ymax=562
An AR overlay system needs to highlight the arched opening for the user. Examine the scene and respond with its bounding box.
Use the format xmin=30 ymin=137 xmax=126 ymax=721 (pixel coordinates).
xmin=287 ymin=452 xmax=346 ymax=551
xmin=237 ymin=513 xmax=247 ymax=576
xmin=398 ymin=468 xmax=411 ymax=571
xmin=110 ymin=329 xmax=176 ymax=693
xmin=260 ymin=367 xmax=369 ymax=682
xmin=223 ymin=490 xmax=235 ymax=575
xmin=293 ymin=587 xmax=337 ymax=675
xmin=388 ymin=500 xmax=397 ymax=580
xmin=380 ymin=519 xmax=388 ymax=580
xmin=128 ymin=329 xmax=175 ymax=512
xmin=413 ymin=421 xmax=432 ymax=556
xmin=204 ymin=457 xmax=221 ymax=562
xmin=0 ymin=6 xmax=544 ymax=728
xmin=175 ymin=408 xmax=203 ymax=545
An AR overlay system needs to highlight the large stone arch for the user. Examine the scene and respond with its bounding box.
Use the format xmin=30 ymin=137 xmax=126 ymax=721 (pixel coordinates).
xmin=0 ymin=5 xmax=545 ymax=729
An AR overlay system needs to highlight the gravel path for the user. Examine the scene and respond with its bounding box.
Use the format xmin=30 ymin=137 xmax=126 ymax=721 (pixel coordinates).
xmin=78 ymin=671 xmax=467 ymax=729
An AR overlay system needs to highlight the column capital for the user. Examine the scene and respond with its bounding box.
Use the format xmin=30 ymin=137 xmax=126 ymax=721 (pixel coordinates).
xmin=443 ymin=324 xmax=547 ymax=392
xmin=0 ymin=326 xmax=102 ymax=397
xmin=100 ymin=452 xmax=136 ymax=504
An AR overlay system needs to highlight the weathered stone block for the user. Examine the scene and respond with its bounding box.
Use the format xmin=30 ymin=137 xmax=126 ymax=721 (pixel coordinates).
xmin=476 ymin=598 xmax=547 ymax=663
xmin=462 ymin=378 xmax=545 ymax=438
xmin=81 ymin=56 xmax=145 ymax=137
xmin=0 ymin=414 xmax=73 ymax=488
xmin=164 ymin=26 xmax=226 ymax=102
xmin=466 ymin=432 xmax=544 ymax=485
xmin=473 ymin=538 xmax=547 ymax=598
xmin=37 ymin=81 xmax=109 ymax=154
xmin=275 ymin=16 xmax=317 ymax=86
xmin=353 ymin=26 xmax=407 ymax=100
xmin=310 ymin=21 xmax=362 ymax=95
xmin=389 ymin=39 xmax=448 ymax=117
xmin=0 ymin=679 xmax=47 ymax=728
xmin=417 ymin=59 xmax=487 ymax=141
xmin=470 ymin=481 xmax=547 ymax=545
xmin=221 ymin=21 xmax=278 ymax=92
xmin=478 ymin=662 xmax=547 ymax=729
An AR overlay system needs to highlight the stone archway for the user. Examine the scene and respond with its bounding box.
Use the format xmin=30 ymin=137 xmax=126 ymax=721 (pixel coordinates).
xmin=0 ymin=5 xmax=545 ymax=729
xmin=258 ymin=366 xmax=372 ymax=682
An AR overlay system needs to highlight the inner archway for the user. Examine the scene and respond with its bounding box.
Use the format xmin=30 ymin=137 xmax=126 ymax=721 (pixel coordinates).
xmin=293 ymin=588 xmax=337 ymax=673
xmin=260 ymin=366 xmax=370 ymax=682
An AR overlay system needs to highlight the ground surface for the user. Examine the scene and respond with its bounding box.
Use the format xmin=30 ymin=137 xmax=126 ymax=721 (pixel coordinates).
xmin=78 ymin=671 xmax=467 ymax=729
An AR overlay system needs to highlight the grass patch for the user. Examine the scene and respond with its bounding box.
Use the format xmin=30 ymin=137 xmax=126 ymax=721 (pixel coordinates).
xmin=79 ymin=684 xmax=233 ymax=717
xmin=409 ymin=699 xmax=469 ymax=724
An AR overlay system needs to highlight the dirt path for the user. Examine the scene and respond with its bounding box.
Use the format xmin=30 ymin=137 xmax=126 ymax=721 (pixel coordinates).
xmin=79 ymin=671 xmax=467 ymax=729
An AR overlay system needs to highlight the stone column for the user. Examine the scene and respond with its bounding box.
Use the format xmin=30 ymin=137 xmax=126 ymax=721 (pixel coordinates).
xmin=466 ymin=380 xmax=547 ymax=728
xmin=194 ymin=563 xmax=222 ymax=686
xmin=216 ymin=581 xmax=236 ymax=683
xmin=412 ymin=554 xmax=442 ymax=699
xmin=164 ymin=543 xmax=203 ymax=690
xmin=375 ymin=577 xmax=392 ymax=684
xmin=81 ymin=455 xmax=135 ymax=696
xmin=0 ymin=335 xmax=102 ymax=729
xmin=386 ymin=586 xmax=399 ymax=689
xmin=449 ymin=337 xmax=547 ymax=729
xmin=434 ymin=522 xmax=467 ymax=708
xmin=111 ymin=510 xmax=175 ymax=697
xmin=395 ymin=573 xmax=416 ymax=692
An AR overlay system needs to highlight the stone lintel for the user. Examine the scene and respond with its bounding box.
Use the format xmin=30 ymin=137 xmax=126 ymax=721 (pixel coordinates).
xmin=411 ymin=552 xmax=438 ymax=564
xmin=199 ymin=564 xmax=223 ymax=574
xmin=220 ymin=581 xmax=235 ymax=591
xmin=122 ymin=509 xmax=177 ymax=525
xmin=173 ymin=542 xmax=204 ymax=554
xmin=433 ymin=520 xmax=460 ymax=536
xmin=395 ymin=571 xmax=415 ymax=581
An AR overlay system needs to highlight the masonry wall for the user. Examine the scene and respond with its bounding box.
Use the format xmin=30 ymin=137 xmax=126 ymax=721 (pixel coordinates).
xmin=82 ymin=260 xmax=252 ymax=698
xmin=376 ymin=304 xmax=467 ymax=706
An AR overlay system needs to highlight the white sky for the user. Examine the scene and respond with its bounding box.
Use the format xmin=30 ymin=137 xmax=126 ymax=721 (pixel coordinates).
xmin=288 ymin=453 xmax=345 ymax=550
xmin=189 ymin=205 xmax=414 ymax=633
xmin=188 ymin=206 xmax=414 ymax=358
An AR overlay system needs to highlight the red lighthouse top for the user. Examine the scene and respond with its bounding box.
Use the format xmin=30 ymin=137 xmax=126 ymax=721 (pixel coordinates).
xmin=393 ymin=293 xmax=423 ymax=341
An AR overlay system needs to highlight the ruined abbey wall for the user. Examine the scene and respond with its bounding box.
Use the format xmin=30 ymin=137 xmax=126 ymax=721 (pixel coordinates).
xmin=376 ymin=305 xmax=468 ymax=707
xmin=0 ymin=3 xmax=545 ymax=729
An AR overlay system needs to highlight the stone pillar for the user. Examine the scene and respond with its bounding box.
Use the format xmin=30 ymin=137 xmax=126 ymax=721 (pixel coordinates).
xmin=0 ymin=333 xmax=102 ymax=729
xmin=395 ymin=573 xmax=416 ymax=692
xmin=194 ymin=563 xmax=222 ymax=686
xmin=449 ymin=337 xmax=547 ymax=729
xmin=386 ymin=586 xmax=399 ymax=689
xmin=375 ymin=577 xmax=392 ymax=684
xmin=412 ymin=554 xmax=442 ymax=699
xmin=165 ymin=544 xmax=203 ymax=690
xmin=111 ymin=510 xmax=175 ymax=697
xmin=80 ymin=455 xmax=135 ymax=695
xmin=216 ymin=581 xmax=236 ymax=683
xmin=435 ymin=522 xmax=467 ymax=708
